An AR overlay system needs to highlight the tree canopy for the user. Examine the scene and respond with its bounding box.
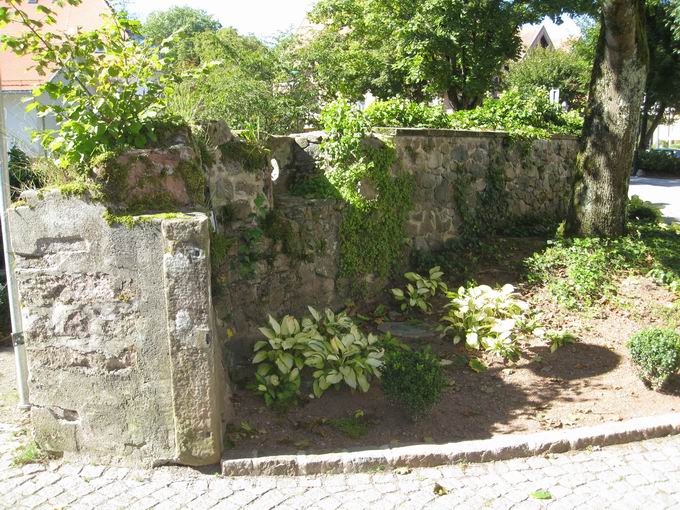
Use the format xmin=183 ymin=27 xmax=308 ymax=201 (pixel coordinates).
xmin=306 ymin=0 xmax=597 ymax=109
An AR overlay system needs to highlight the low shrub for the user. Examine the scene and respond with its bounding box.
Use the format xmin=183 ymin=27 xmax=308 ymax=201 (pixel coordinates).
xmin=252 ymin=307 xmax=383 ymax=407
xmin=440 ymin=284 xmax=530 ymax=360
xmin=628 ymin=195 xmax=663 ymax=224
xmin=627 ymin=328 xmax=680 ymax=389
xmin=526 ymin=236 xmax=649 ymax=309
xmin=391 ymin=266 xmax=447 ymax=313
xmin=638 ymin=150 xmax=680 ymax=176
xmin=380 ymin=340 xmax=445 ymax=419
xmin=365 ymin=98 xmax=451 ymax=129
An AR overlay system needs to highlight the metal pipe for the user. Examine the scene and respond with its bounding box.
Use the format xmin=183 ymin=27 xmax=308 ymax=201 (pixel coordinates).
xmin=0 ymin=68 xmax=31 ymax=409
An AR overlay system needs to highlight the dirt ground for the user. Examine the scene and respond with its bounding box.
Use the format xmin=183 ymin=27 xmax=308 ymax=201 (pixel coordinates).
xmin=225 ymin=238 xmax=680 ymax=459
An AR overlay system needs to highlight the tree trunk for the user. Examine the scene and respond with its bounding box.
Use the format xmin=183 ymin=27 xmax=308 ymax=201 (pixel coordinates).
xmin=567 ymin=0 xmax=648 ymax=237
xmin=642 ymin=104 xmax=666 ymax=149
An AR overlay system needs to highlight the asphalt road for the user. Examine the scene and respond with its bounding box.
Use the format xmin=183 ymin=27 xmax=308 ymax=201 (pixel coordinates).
xmin=629 ymin=176 xmax=680 ymax=223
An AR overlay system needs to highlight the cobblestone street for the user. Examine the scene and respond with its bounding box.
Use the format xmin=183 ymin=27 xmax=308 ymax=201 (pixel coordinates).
xmin=1 ymin=415 xmax=680 ymax=510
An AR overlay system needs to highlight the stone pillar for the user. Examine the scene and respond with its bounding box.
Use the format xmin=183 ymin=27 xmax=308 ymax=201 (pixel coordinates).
xmin=8 ymin=190 xmax=230 ymax=467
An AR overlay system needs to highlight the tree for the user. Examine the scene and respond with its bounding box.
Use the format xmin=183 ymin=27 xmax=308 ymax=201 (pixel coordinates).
xmin=142 ymin=6 xmax=221 ymax=63
xmin=1 ymin=0 xmax=187 ymax=169
xmin=172 ymin=28 xmax=318 ymax=134
xmin=505 ymin=47 xmax=592 ymax=109
xmin=306 ymin=0 xmax=594 ymax=109
xmin=567 ymin=0 xmax=648 ymax=237
xmin=638 ymin=1 xmax=680 ymax=151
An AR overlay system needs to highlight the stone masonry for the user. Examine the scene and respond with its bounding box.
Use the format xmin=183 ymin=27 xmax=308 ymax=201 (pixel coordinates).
xmin=8 ymin=190 xmax=229 ymax=467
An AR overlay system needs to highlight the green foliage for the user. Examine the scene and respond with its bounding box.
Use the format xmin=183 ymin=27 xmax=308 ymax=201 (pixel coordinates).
xmin=329 ymin=409 xmax=372 ymax=439
xmin=545 ymin=330 xmax=577 ymax=353
xmin=526 ymin=236 xmax=651 ymax=309
xmin=380 ymin=342 xmax=446 ymax=419
xmin=252 ymin=307 xmax=384 ymax=406
xmin=365 ymin=99 xmax=451 ymax=129
xmin=391 ymin=267 xmax=447 ymax=313
xmin=638 ymin=150 xmax=680 ymax=176
xmin=308 ymin=0 xmax=575 ymax=108
xmin=628 ymin=195 xmax=663 ymax=224
xmin=8 ymin=145 xmax=40 ymax=199
xmin=142 ymin=6 xmax=221 ymax=63
xmin=320 ymin=99 xmax=414 ymax=280
xmin=441 ymin=284 xmax=530 ymax=360
xmin=12 ymin=441 xmax=47 ymax=467
xmin=169 ymin=27 xmax=319 ymax=134
xmin=505 ymin=47 xmax=591 ymax=109
xmin=450 ymin=88 xmax=583 ymax=139
xmin=0 ymin=4 xmax=196 ymax=169
xmin=627 ymin=328 xmax=680 ymax=389
xmin=219 ymin=140 xmax=271 ymax=173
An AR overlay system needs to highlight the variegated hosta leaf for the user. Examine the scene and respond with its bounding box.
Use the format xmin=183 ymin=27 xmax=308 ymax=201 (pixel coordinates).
xmin=308 ymin=306 xmax=321 ymax=322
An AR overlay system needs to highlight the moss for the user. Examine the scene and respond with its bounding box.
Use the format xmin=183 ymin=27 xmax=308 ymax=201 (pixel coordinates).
xmin=10 ymin=199 xmax=28 ymax=209
xmin=176 ymin=159 xmax=206 ymax=204
xmin=219 ymin=140 xmax=270 ymax=172
xmin=102 ymin=210 xmax=191 ymax=229
xmin=55 ymin=181 xmax=103 ymax=200
xmin=211 ymin=230 xmax=233 ymax=270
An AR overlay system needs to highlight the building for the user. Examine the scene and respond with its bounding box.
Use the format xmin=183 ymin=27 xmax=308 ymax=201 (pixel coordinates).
xmin=0 ymin=0 xmax=112 ymax=156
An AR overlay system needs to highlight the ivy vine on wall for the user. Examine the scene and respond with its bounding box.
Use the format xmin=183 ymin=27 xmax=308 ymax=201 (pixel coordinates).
xmin=319 ymin=99 xmax=414 ymax=282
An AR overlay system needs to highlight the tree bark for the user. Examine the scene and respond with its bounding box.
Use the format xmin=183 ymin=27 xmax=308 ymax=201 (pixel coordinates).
xmin=567 ymin=0 xmax=648 ymax=237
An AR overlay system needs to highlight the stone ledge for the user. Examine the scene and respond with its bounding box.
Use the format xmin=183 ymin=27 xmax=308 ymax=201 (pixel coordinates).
xmin=221 ymin=413 xmax=680 ymax=476
xmin=373 ymin=127 xmax=579 ymax=141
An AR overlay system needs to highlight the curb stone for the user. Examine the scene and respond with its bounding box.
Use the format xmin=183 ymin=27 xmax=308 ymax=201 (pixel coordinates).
xmin=221 ymin=413 xmax=680 ymax=476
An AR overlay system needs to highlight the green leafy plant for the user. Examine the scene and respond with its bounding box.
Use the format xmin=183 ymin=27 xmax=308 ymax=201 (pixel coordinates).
xmin=627 ymin=328 xmax=680 ymax=389
xmin=380 ymin=342 xmax=446 ymax=419
xmin=440 ymin=284 xmax=530 ymax=360
xmin=318 ymin=98 xmax=413 ymax=281
xmin=628 ymin=195 xmax=663 ymax=224
xmin=365 ymin=98 xmax=451 ymax=129
xmin=391 ymin=266 xmax=447 ymax=313
xmin=0 ymin=2 xmax=199 ymax=170
xmin=303 ymin=307 xmax=384 ymax=398
xmin=252 ymin=307 xmax=384 ymax=406
xmin=328 ymin=409 xmax=372 ymax=439
xmin=638 ymin=150 xmax=680 ymax=176
xmin=12 ymin=441 xmax=47 ymax=467
xmin=545 ymin=330 xmax=577 ymax=352
xmin=526 ymin=236 xmax=650 ymax=309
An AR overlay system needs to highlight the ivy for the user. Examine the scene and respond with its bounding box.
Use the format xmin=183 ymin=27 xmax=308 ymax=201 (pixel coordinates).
xmin=319 ymin=99 xmax=414 ymax=282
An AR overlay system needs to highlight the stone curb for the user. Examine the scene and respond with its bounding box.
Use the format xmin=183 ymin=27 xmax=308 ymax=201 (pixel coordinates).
xmin=222 ymin=413 xmax=680 ymax=476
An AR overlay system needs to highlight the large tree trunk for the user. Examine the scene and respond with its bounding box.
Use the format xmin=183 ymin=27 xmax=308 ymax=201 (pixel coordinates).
xmin=567 ymin=0 xmax=648 ymax=237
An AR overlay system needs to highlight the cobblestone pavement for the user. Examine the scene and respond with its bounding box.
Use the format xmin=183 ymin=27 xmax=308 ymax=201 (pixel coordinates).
xmin=1 ymin=417 xmax=680 ymax=510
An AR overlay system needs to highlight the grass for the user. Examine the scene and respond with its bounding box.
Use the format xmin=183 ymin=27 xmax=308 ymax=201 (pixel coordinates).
xmin=328 ymin=411 xmax=372 ymax=439
xmin=12 ymin=440 xmax=47 ymax=467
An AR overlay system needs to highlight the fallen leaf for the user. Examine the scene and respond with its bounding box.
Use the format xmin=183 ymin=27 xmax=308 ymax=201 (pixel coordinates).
xmin=530 ymin=490 xmax=552 ymax=500
xmin=433 ymin=483 xmax=449 ymax=496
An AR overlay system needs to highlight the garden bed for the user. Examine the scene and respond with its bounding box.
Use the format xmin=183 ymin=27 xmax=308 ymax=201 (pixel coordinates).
xmin=224 ymin=236 xmax=680 ymax=458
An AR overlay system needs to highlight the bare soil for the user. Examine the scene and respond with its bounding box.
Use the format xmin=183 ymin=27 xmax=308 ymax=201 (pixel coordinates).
xmin=225 ymin=237 xmax=680 ymax=459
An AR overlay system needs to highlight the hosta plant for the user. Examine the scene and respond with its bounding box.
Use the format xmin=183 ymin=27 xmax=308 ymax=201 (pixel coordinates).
xmin=440 ymin=284 xmax=530 ymax=360
xmin=253 ymin=315 xmax=310 ymax=407
xmin=303 ymin=307 xmax=383 ymax=398
xmin=253 ymin=307 xmax=384 ymax=406
xmin=391 ymin=266 xmax=447 ymax=313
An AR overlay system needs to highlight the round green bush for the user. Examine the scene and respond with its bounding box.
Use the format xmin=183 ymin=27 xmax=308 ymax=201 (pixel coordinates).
xmin=627 ymin=328 xmax=680 ymax=389
xmin=380 ymin=343 xmax=446 ymax=419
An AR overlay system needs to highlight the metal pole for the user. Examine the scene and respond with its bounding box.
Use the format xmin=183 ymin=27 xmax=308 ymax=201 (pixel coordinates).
xmin=0 ymin=68 xmax=31 ymax=409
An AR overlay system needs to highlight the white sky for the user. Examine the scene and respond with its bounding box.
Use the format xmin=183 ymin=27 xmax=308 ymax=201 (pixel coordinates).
xmin=126 ymin=0 xmax=319 ymax=40
xmin=125 ymin=0 xmax=582 ymax=43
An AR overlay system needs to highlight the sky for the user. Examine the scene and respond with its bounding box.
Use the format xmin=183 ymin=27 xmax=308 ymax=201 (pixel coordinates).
xmin=126 ymin=0 xmax=319 ymax=41
xmin=125 ymin=0 xmax=582 ymax=43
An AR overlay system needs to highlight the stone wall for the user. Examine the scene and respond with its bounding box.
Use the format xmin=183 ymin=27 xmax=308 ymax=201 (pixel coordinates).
xmin=8 ymin=125 xmax=578 ymax=467
xmin=9 ymin=190 xmax=229 ymax=467
xmin=385 ymin=128 xmax=579 ymax=251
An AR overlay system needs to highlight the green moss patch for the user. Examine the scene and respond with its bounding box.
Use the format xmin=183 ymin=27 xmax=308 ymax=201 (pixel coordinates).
xmin=219 ymin=140 xmax=270 ymax=172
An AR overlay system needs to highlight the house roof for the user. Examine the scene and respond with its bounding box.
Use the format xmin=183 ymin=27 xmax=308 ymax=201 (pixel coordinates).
xmin=0 ymin=0 xmax=112 ymax=92
xmin=519 ymin=24 xmax=555 ymax=54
